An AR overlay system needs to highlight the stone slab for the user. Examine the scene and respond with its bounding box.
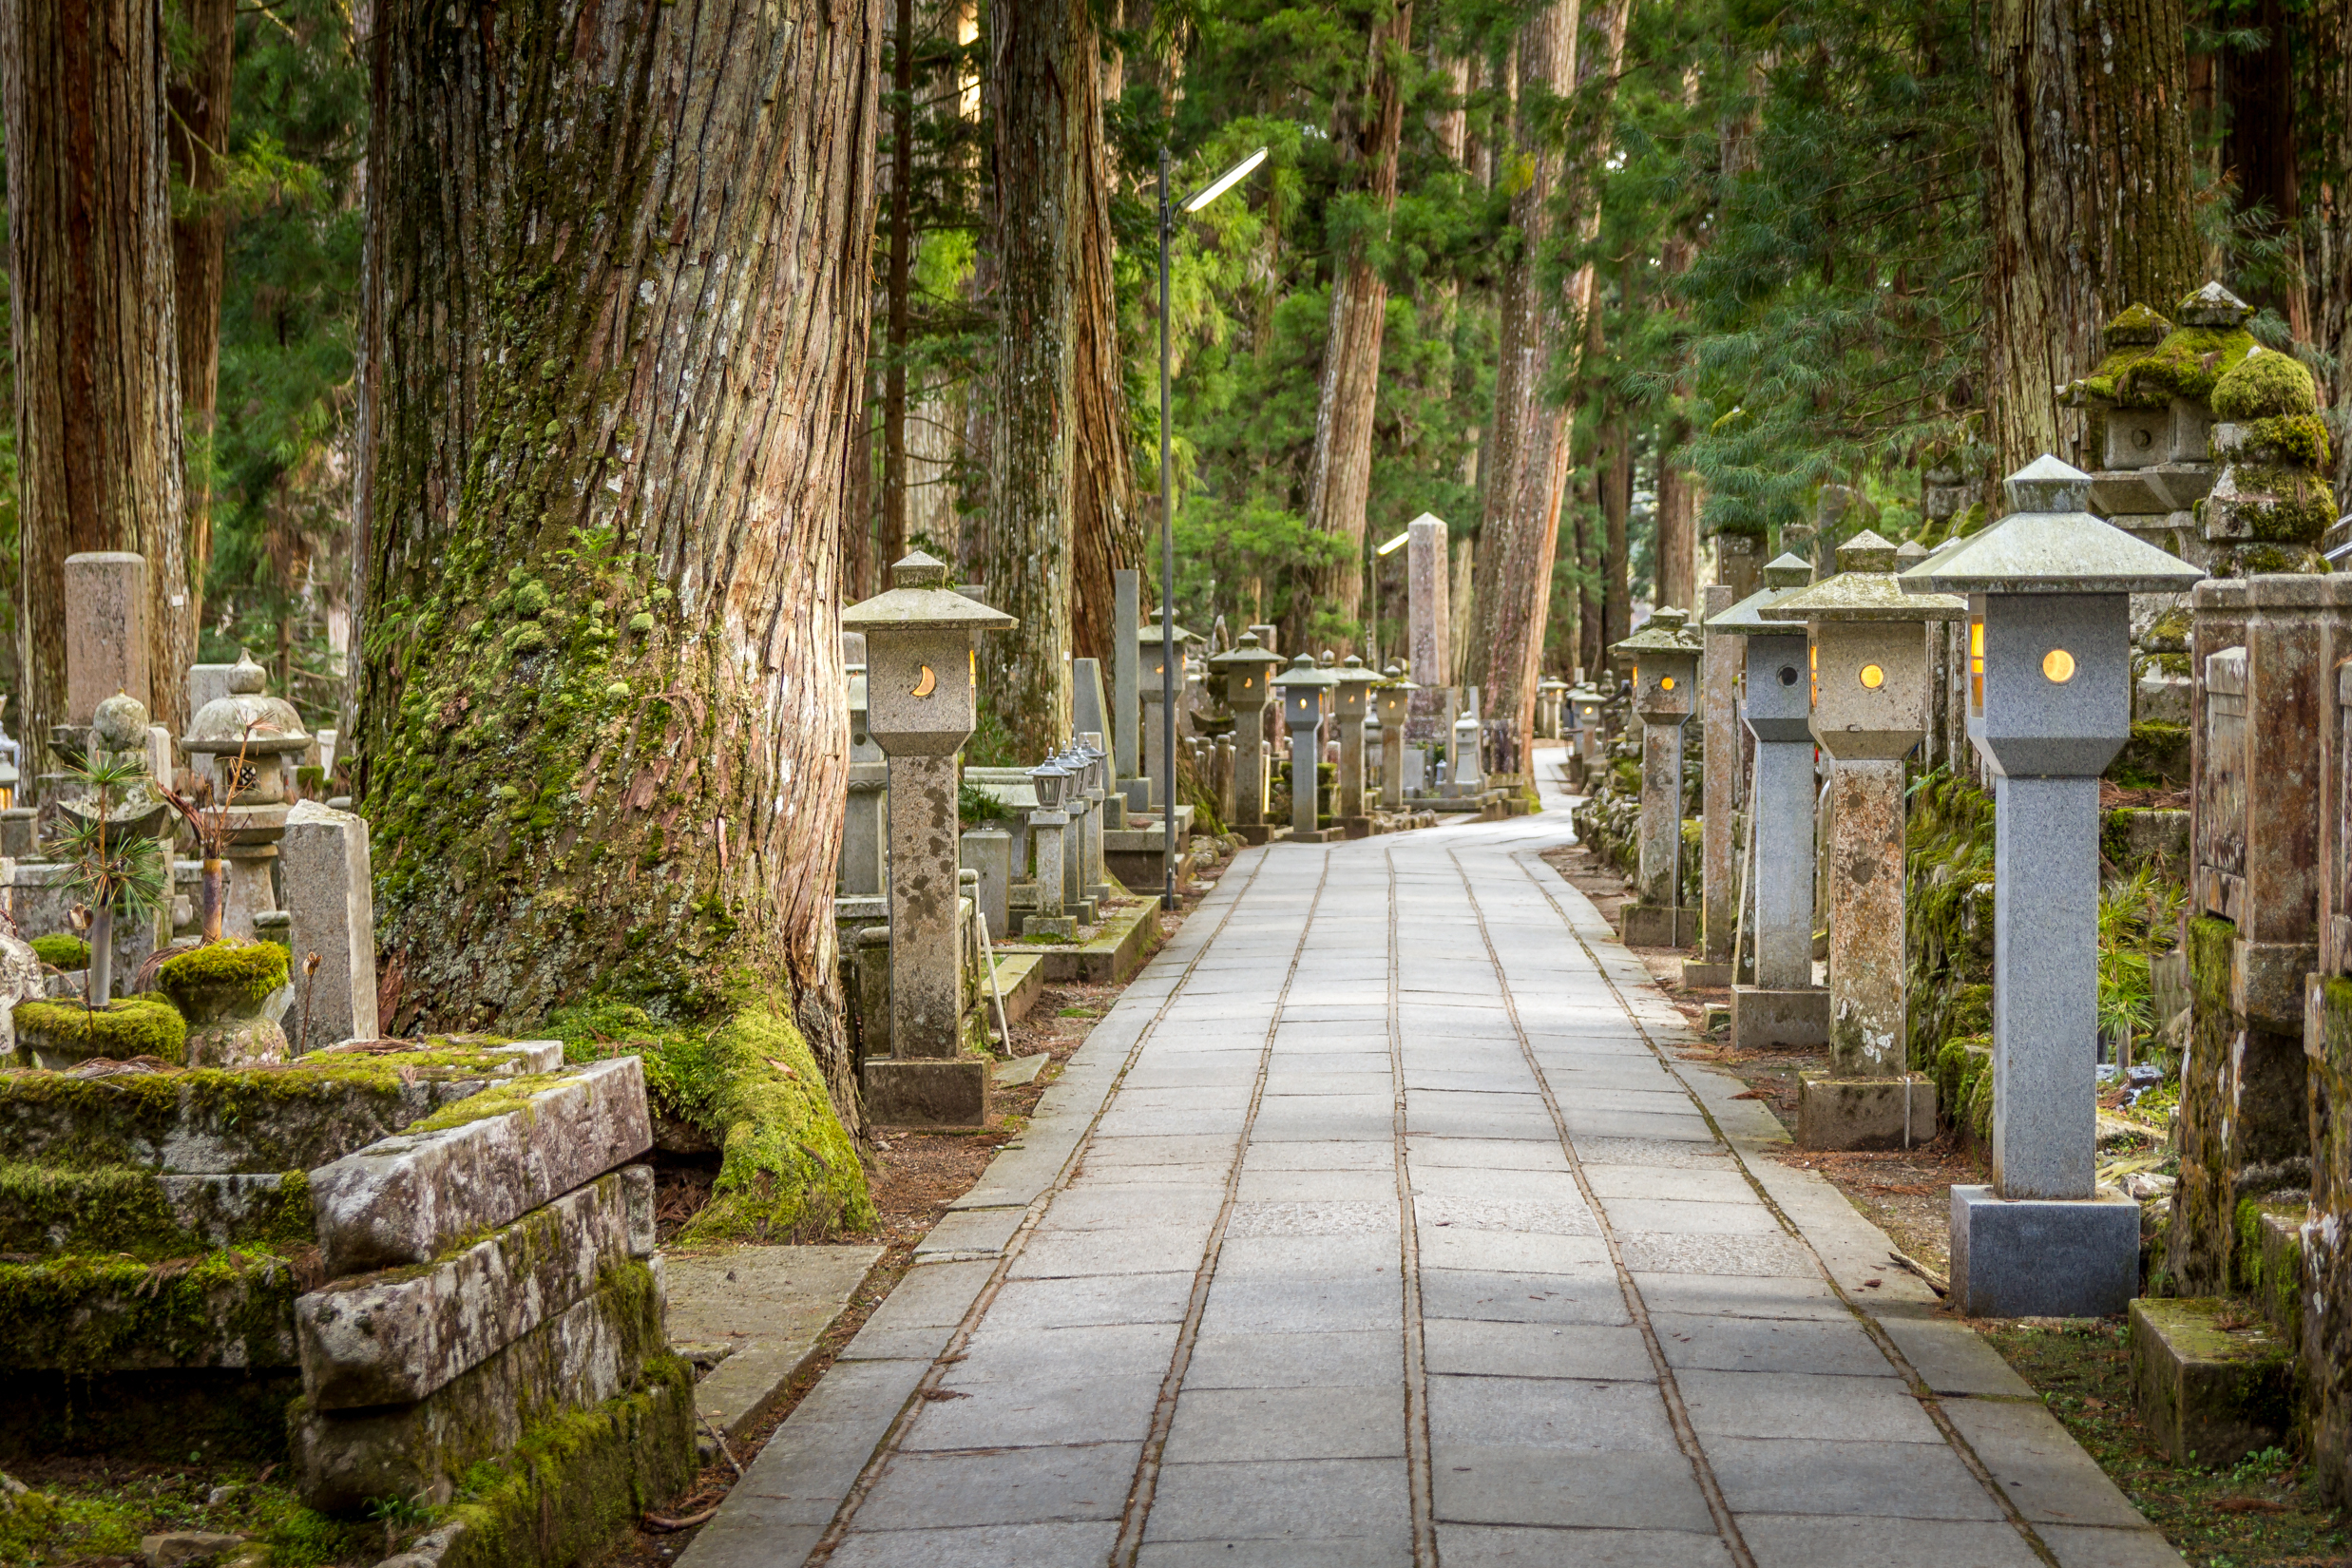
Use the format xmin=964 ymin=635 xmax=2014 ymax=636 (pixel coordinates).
xmin=1031 ymin=898 xmax=1163 ymax=985
xmin=1731 ymin=986 xmax=1829 ymax=1049
xmin=993 ymin=950 xmax=1046 ymax=1023
xmin=864 ymin=1055 xmax=988 ymax=1125
xmin=296 ymin=1167 xmax=655 ymax=1409
xmin=1949 ymin=1184 xmax=2141 ymax=1318
xmin=1620 ymin=905 xmax=1698 ymax=947
xmin=2127 ymin=1296 xmax=2294 ymax=1466
xmin=995 ymin=1051 xmax=1052 ymax=1087
xmin=1797 ymin=1073 xmax=1939 ymax=1151
xmin=666 ymin=1243 xmax=886 ymax=1447
xmin=1681 ymin=960 xmax=1733 ymax=988
xmin=308 ymin=1056 xmax=654 ymax=1274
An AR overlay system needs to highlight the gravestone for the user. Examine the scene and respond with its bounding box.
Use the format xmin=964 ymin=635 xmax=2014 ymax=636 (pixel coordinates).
xmin=282 ymin=800 xmax=379 ymax=1053
xmin=1405 ymin=514 xmax=1457 ymax=774
xmin=65 ymin=552 xmax=150 ymax=729
xmin=1114 ymin=570 xmax=1145 ymax=806
xmin=1690 ymin=584 xmax=1740 ymax=987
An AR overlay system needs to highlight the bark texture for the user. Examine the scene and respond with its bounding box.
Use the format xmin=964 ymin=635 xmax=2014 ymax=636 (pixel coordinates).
xmin=352 ymin=0 xmax=880 ymax=1119
xmin=2316 ymin=0 xmax=2352 ymax=496
xmin=1300 ymin=2 xmax=1413 ymax=643
xmin=1069 ymin=29 xmax=1138 ymax=666
xmin=980 ymin=0 xmax=1092 ymax=758
xmin=1983 ymin=0 xmax=2199 ymax=472
xmin=4 ymin=0 xmax=191 ymax=759
xmin=881 ymin=0 xmax=914 ymax=569
xmin=2223 ymin=0 xmax=2304 ymax=335
xmin=1655 ymin=426 xmax=1695 ymax=614
xmin=169 ymin=0 xmax=235 ymax=630
xmin=1468 ymin=0 xmax=1625 ymax=774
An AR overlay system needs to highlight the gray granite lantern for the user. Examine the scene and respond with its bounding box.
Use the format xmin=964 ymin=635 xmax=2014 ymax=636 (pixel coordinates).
xmin=1331 ymin=655 xmax=1383 ymax=833
xmin=840 ymin=550 xmax=1017 ymax=1125
xmin=1538 ymin=675 xmax=1571 ymax=740
xmin=1762 ymin=530 xmax=1966 ymax=1148
xmin=182 ymin=651 xmax=313 ymax=939
xmin=1138 ymin=621 xmax=1195 ymax=816
xmin=1611 ymin=609 xmax=1704 ymax=947
xmin=1210 ymin=632 xmax=1283 ymax=842
xmin=1023 ymin=757 xmax=1075 ymax=939
xmin=840 ymin=648 xmax=887 ymax=899
xmin=1568 ymin=680 xmax=1605 ymax=782
xmin=1076 ymin=732 xmax=1113 ymax=907
xmin=1376 ymin=665 xmax=1420 ymax=812
xmin=1903 ymin=455 xmax=2205 ymax=1316
xmin=1272 ymin=656 xmax=1341 ymax=842
xmin=1707 ymin=554 xmax=1829 ymax=1047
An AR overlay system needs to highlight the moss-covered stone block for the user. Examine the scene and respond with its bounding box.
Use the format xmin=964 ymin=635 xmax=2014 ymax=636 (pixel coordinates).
xmin=156 ymin=940 xmax=290 ymax=1023
xmin=2232 ymin=1198 xmax=2306 ymax=1353
xmin=2107 ymin=721 xmax=2191 ymax=788
xmin=0 ymin=1249 xmax=303 ymax=1373
xmin=28 ymin=934 xmax=87 ymax=971
xmin=2212 ymin=348 xmax=2319 ymax=420
xmin=2129 ymin=1296 xmax=2296 ymax=1466
xmin=0 ymin=1164 xmax=312 ymax=1259
xmin=2102 ymin=808 xmax=2190 ymax=878
xmin=13 ymin=996 xmax=188 ymax=1069
xmin=0 ymin=1367 xmax=301 ymax=1464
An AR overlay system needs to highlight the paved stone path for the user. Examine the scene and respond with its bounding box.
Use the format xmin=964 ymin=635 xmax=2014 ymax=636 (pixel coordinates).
xmin=683 ymin=758 xmax=2184 ymax=1568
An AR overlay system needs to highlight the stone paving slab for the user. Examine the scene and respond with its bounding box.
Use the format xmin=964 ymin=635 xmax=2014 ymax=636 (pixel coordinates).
xmin=680 ymin=793 xmax=2178 ymax=1568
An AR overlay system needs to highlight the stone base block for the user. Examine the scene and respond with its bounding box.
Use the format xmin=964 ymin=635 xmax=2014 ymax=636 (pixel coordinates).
xmin=1233 ymin=823 xmax=1282 ymax=845
xmin=1023 ymin=914 xmax=1077 ymax=939
xmin=0 ymin=1368 xmax=300 ymax=1463
xmin=1344 ymin=815 xmax=1374 ymax=839
xmin=1797 ymin=1074 xmax=1938 ymax=1151
xmin=1283 ymin=827 xmax=1348 ymax=844
xmin=2128 ymin=1297 xmax=2294 ymax=1466
xmin=1619 ymin=905 xmax=1698 ymax=948
xmin=2234 ymin=939 xmax=2318 ymax=1031
xmin=1949 ymin=1184 xmax=2141 ymax=1318
xmin=863 ymin=1056 xmax=988 ymax=1126
xmin=1681 ymin=960 xmax=1734 ymax=989
xmin=1731 ymin=985 xmax=1828 ymax=1048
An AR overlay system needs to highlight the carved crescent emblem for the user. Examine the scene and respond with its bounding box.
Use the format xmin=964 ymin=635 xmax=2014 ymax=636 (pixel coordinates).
xmin=911 ymin=664 xmax=936 ymax=698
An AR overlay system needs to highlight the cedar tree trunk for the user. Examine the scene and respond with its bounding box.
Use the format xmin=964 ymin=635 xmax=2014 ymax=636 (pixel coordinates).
xmin=169 ymin=0 xmax=234 ymax=631
xmin=5 ymin=0 xmax=191 ymax=760
xmin=352 ymin=0 xmax=881 ymax=1157
xmin=1300 ymin=2 xmax=1413 ymax=643
xmin=1070 ymin=30 xmax=1139 ymax=667
xmin=1984 ymin=0 xmax=2198 ymax=472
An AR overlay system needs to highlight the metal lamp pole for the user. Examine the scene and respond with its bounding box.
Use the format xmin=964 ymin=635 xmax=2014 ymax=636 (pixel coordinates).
xmin=1157 ymin=141 xmax=1266 ymax=911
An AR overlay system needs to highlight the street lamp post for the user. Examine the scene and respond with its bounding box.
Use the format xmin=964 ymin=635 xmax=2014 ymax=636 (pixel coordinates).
xmin=1158 ymin=141 xmax=1268 ymax=909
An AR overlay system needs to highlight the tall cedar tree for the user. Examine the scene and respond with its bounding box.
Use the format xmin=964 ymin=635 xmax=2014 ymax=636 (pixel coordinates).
xmin=169 ymin=0 xmax=235 ymax=635
xmin=1984 ymin=0 xmax=2197 ymax=471
xmin=5 ymin=0 xmax=193 ymax=757
xmin=351 ymin=0 xmax=880 ymax=1125
xmin=1070 ymin=26 xmax=1140 ymax=667
xmin=1301 ymin=2 xmax=1414 ymax=641
xmin=980 ymin=0 xmax=1096 ymax=758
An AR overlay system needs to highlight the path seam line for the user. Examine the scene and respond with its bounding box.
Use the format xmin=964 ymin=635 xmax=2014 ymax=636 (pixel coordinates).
xmin=1385 ymin=846 xmax=1440 ymax=1568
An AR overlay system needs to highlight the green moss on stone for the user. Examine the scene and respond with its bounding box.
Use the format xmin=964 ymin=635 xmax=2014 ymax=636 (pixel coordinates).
xmin=2108 ymin=721 xmax=2192 ymax=789
xmin=2212 ymin=349 xmax=2320 ymax=420
xmin=0 ymin=1248 xmax=300 ymax=1373
xmin=157 ymin=939 xmax=290 ymax=1022
xmin=13 ymin=997 xmax=188 ymax=1065
xmin=2116 ymin=326 xmax=2259 ymax=407
xmin=29 ymin=934 xmax=88 ymax=970
xmin=400 ymin=1074 xmax=564 ymax=1135
xmin=2241 ymin=414 xmax=2333 ymax=468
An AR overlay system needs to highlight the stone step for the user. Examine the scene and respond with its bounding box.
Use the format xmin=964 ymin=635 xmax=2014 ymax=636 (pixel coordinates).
xmin=0 ymin=1165 xmax=313 ymax=1258
xmin=0 ymin=1248 xmax=303 ymax=1371
xmin=2129 ymin=1295 xmax=2295 ymax=1466
xmin=666 ymin=1244 xmax=886 ymax=1452
xmin=2230 ymin=1201 xmax=2307 ymax=1352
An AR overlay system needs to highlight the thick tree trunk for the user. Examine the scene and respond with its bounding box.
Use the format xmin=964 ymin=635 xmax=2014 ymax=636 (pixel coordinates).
xmin=980 ymin=0 xmax=1091 ymax=759
xmin=1656 ymin=424 xmax=1695 ymax=613
xmin=1069 ymin=32 xmax=1138 ymax=667
xmin=881 ymin=0 xmax=913 ymax=568
xmin=1984 ymin=0 xmax=2199 ymax=472
xmin=2223 ymin=0 xmax=2304 ymax=335
xmin=169 ymin=0 xmax=233 ymax=646
xmin=1600 ymin=411 xmax=1632 ymax=661
xmin=1469 ymin=0 xmax=1625 ymax=773
xmin=353 ymin=0 xmax=880 ymax=1157
xmin=1575 ymin=468 xmax=1602 ymax=679
xmin=5 ymin=0 xmax=190 ymax=762
xmin=2313 ymin=0 xmax=2352 ymax=496
xmin=1300 ymin=2 xmax=1413 ymax=646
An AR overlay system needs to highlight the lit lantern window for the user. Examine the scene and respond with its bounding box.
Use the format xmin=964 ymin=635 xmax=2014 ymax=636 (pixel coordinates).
xmin=1859 ymin=664 xmax=1885 ymax=690
xmin=1970 ymin=616 xmax=1985 ymax=714
xmin=2042 ymin=648 xmax=2075 ymax=683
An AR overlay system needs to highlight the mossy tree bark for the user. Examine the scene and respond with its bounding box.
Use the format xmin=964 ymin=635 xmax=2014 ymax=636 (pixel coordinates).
xmin=978 ymin=0 xmax=1092 ymax=760
xmin=1468 ymin=0 xmax=1625 ymax=774
xmin=4 ymin=0 xmax=192 ymax=759
xmin=1298 ymin=1 xmax=1413 ymax=652
xmin=168 ymin=0 xmax=234 ymax=634
xmin=2314 ymin=0 xmax=2352 ymax=497
xmin=1984 ymin=0 xmax=2198 ymax=473
xmin=351 ymin=0 xmax=881 ymax=1137
xmin=1069 ymin=31 xmax=1140 ymax=668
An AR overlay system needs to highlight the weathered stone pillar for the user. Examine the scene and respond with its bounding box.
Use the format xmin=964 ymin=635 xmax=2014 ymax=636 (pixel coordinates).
xmin=1272 ymin=656 xmax=1340 ymax=843
xmin=1212 ymin=633 xmax=1283 ymax=842
xmin=1405 ymin=513 xmax=1454 ymax=785
xmin=1691 ymin=584 xmax=1739 ymax=986
xmin=841 ymin=660 xmax=887 ymax=897
xmin=961 ymin=827 xmax=1011 ymax=940
xmin=1113 ymin=569 xmax=1142 ymax=797
xmin=64 ymin=552 xmax=151 ymax=729
xmin=1333 ymin=655 xmax=1379 ymax=834
xmin=282 ymin=800 xmax=378 ymax=1053
xmin=1375 ymin=668 xmax=1415 ymax=813
xmin=1612 ymin=611 xmax=1702 ymax=946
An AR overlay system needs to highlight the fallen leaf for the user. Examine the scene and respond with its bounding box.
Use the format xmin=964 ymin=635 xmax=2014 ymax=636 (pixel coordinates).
xmin=1731 ymin=1089 xmax=1770 ymax=1100
xmin=2212 ymin=1497 xmax=2288 ymax=1515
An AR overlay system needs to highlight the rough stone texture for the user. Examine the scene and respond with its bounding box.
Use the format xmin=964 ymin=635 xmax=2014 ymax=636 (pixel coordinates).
xmin=1746 ymin=635 xmax=1817 ymax=989
xmin=961 ymin=828 xmax=1011 ymax=941
xmin=1826 ymin=758 xmax=1907 ymax=1079
xmin=1621 ymin=906 xmax=1698 ymax=948
xmin=2129 ymin=1297 xmax=2293 ymax=1466
xmin=666 ymin=1244 xmax=885 ymax=1445
xmin=308 ymin=1057 xmax=653 ymax=1274
xmin=279 ymin=801 xmax=379 ymax=1054
xmin=0 ymin=931 xmax=47 ymax=1060
xmin=1700 ymin=586 xmax=1738 ymax=964
xmin=1406 ymin=514 xmax=1452 ymax=747
xmin=1731 ymin=986 xmax=1828 ymax=1049
xmin=0 ymin=1249 xmax=303 ymax=1371
xmin=1797 ymin=1074 xmax=1938 ymax=1152
xmin=2304 ymin=973 xmax=2352 ymax=1504
xmin=1991 ymin=775 xmax=2101 ymax=1199
xmin=864 ymin=1056 xmax=988 ymax=1126
xmin=886 ymin=752 xmax=965 ymax=1058
xmin=64 ymin=551 xmax=150 ymax=724
xmin=1114 ymin=569 xmax=1141 ymax=785
xmin=140 ymin=1530 xmax=246 ymax=1566
xmin=1949 ymin=1184 xmax=2140 ymax=1318
xmin=2172 ymin=917 xmax=2305 ymax=1297
xmin=293 ymin=1255 xmax=666 ymax=1512
xmin=1636 ymin=718 xmax=1685 ymax=911
xmin=297 ymin=1167 xmax=655 ymax=1409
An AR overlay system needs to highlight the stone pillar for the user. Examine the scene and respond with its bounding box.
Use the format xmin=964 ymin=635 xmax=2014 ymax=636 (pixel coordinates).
xmin=961 ymin=827 xmax=1011 ymax=941
xmin=1113 ymin=570 xmax=1141 ymax=786
xmin=1405 ymin=514 xmax=1453 ymax=778
xmin=1690 ymin=584 xmax=1739 ymax=986
xmin=1138 ymin=683 xmax=1167 ymax=811
xmin=1234 ymin=708 xmax=1268 ymax=831
xmin=1825 ymin=758 xmax=1907 ymax=1076
xmin=1337 ymin=709 xmax=1367 ymax=822
xmin=65 ymin=552 xmax=150 ymax=727
xmin=1381 ymin=714 xmax=1405 ymax=812
xmin=1025 ymin=805 xmax=1073 ymax=938
xmin=886 ymin=753 xmax=965 ymax=1054
xmin=1750 ymin=720 xmax=1818 ymax=988
xmin=1989 ymin=774 xmax=2100 ymax=1199
xmin=1291 ymin=724 xmax=1321 ymax=838
xmin=282 ymin=800 xmax=379 ymax=1053
xmin=842 ymin=763 xmax=888 ymax=896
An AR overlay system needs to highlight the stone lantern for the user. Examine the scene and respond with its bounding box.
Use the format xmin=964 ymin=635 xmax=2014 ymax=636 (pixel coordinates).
xmin=1137 ymin=621 xmax=1194 ymax=814
xmin=1903 ymin=455 xmax=2205 ymax=1316
xmin=1707 ymin=555 xmax=1827 ymax=1047
xmin=1568 ymin=680 xmax=1605 ymax=783
xmin=1538 ymin=676 xmax=1571 ymax=740
xmin=1272 ymin=656 xmax=1340 ymax=842
xmin=1211 ymin=633 xmax=1284 ymax=840
xmin=1331 ymin=656 xmax=1384 ymax=833
xmin=1024 ymin=757 xmax=1075 ymax=939
xmin=1761 ymin=530 xmax=1965 ymax=1148
xmin=182 ymin=651 xmax=313 ymax=939
xmin=1375 ymin=665 xmax=1420 ymax=812
xmin=840 ymin=550 xmax=1018 ymax=1125
xmin=1075 ymin=733 xmax=1113 ymax=908
xmin=1611 ymin=609 xmax=1704 ymax=947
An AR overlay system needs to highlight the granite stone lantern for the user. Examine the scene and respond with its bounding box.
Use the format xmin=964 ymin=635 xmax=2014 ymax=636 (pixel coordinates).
xmin=181 ymin=652 xmax=313 ymax=940
xmin=1210 ymin=632 xmax=1283 ymax=842
xmin=1708 ymin=554 xmax=1830 ymax=1047
xmin=1538 ymin=676 xmax=1570 ymax=740
xmin=1903 ymin=455 xmax=2205 ymax=1316
xmin=1612 ymin=609 xmax=1704 ymax=947
xmin=1138 ymin=621 xmax=1194 ymax=815
xmin=1272 ymin=656 xmax=1341 ymax=842
xmin=1331 ymin=655 xmax=1384 ymax=834
xmin=1023 ymin=757 xmax=1076 ymax=939
xmin=1076 ymin=733 xmax=1114 ymax=907
xmin=839 ymin=550 xmax=1017 ymax=1125
xmin=1569 ymin=680 xmax=1605 ymax=784
xmin=1762 ymin=530 xmax=1965 ymax=1148
xmin=1055 ymin=747 xmax=1099 ymax=923
xmin=1376 ymin=665 xmax=1420 ymax=813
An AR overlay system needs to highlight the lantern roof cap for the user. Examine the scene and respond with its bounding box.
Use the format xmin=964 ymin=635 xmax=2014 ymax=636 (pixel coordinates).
xmin=1380 ymin=662 xmax=1422 ymax=691
xmin=1902 ymin=456 xmax=2208 ymax=595
xmin=842 ymin=551 xmax=1017 ymax=632
xmin=1763 ymin=532 xmax=1966 ymax=622
xmin=1538 ymin=675 xmax=1570 ymax=692
xmin=1272 ymin=653 xmax=1338 ymax=689
xmin=1706 ymin=557 xmax=1815 ymax=634
xmin=1138 ymin=621 xmax=1196 ymax=645
xmin=1332 ymin=654 xmax=1384 ymax=686
xmin=1612 ymin=607 xmax=1703 ymax=660
xmin=1209 ymin=631 xmax=1284 ymax=670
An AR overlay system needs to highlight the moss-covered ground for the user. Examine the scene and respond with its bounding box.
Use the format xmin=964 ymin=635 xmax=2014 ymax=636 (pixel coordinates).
xmin=0 ymin=1460 xmax=380 ymax=1566
xmin=1983 ymin=1318 xmax=2348 ymax=1568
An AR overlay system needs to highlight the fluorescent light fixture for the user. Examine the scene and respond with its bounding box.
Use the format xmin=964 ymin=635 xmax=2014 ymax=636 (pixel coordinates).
xmin=1184 ymin=146 xmax=1268 ymax=213
xmin=1375 ymin=530 xmax=1411 ymax=556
